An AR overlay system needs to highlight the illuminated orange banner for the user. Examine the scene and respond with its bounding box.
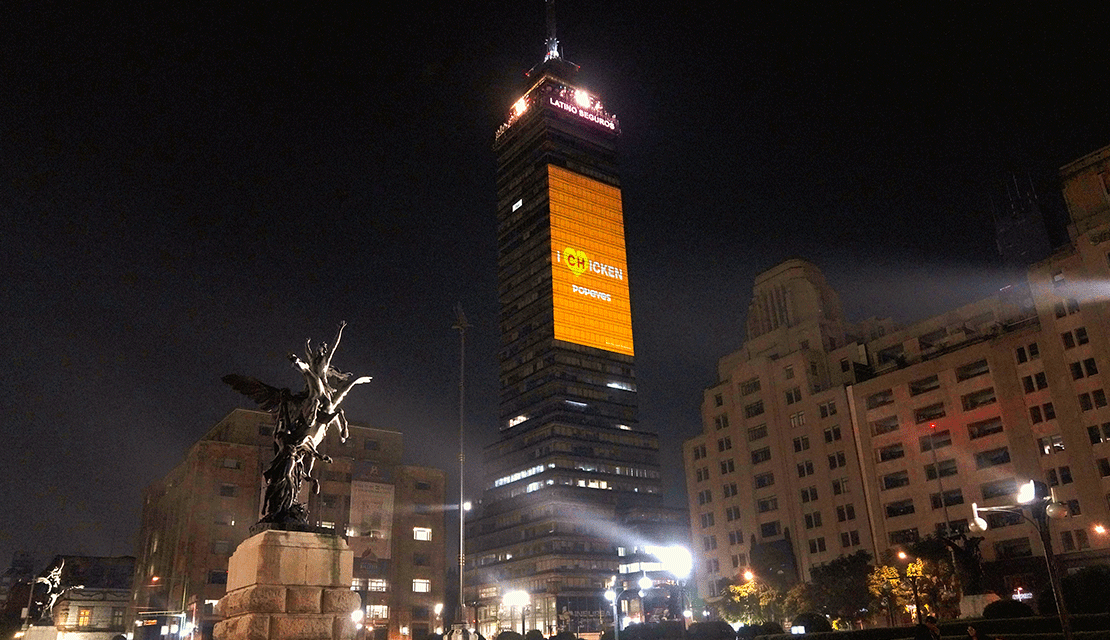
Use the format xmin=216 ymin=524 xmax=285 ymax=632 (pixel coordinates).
xmin=548 ymin=164 xmax=635 ymax=355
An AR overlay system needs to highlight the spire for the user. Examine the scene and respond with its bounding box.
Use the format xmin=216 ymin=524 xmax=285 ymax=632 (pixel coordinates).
xmin=544 ymin=0 xmax=560 ymax=61
xmin=525 ymin=0 xmax=579 ymax=80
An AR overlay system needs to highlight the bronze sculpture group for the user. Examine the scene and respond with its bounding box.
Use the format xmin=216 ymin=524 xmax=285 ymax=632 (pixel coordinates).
xmin=223 ymin=322 xmax=371 ymax=526
xmin=26 ymin=559 xmax=82 ymax=623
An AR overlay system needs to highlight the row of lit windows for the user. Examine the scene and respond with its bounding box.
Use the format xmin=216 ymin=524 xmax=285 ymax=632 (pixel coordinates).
xmin=350 ymin=578 xmax=429 ymax=593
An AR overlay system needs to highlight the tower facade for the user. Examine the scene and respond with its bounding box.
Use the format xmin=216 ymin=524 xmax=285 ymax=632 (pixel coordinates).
xmin=465 ymin=34 xmax=664 ymax=637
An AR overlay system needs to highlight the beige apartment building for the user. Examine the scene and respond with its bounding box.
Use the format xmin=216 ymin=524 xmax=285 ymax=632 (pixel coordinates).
xmin=131 ymin=408 xmax=446 ymax=640
xmin=685 ymin=143 xmax=1110 ymax=605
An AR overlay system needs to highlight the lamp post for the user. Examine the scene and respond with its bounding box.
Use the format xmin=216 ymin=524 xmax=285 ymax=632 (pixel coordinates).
xmin=969 ymin=480 xmax=1071 ymax=640
xmin=134 ymin=575 xmax=192 ymax=639
xmin=503 ymin=590 xmax=530 ymax=635
xmin=20 ymin=573 xmax=37 ymax=633
xmin=604 ymin=579 xmax=621 ymax=640
xmin=637 ymin=573 xmax=654 ymax=622
xmin=653 ymin=545 xmax=693 ymax=627
xmin=452 ymin=305 xmax=469 ymax=632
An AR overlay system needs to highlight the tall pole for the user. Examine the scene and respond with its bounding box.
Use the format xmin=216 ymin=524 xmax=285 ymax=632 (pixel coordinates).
xmin=453 ymin=304 xmax=470 ymax=629
xmin=971 ymin=487 xmax=1072 ymax=640
xmin=929 ymin=423 xmax=962 ymax=605
xmin=22 ymin=575 xmax=36 ymax=631
xmin=1033 ymin=504 xmax=1072 ymax=640
xmin=929 ymin=423 xmax=952 ymax=533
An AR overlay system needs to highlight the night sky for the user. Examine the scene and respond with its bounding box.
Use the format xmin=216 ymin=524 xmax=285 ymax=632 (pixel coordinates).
xmin=2 ymin=2 xmax=1108 ymax=569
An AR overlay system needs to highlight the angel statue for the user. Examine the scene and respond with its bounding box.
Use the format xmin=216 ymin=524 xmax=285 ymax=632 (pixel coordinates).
xmin=223 ymin=321 xmax=372 ymax=526
xmin=28 ymin=559 xmax=83 ymax=622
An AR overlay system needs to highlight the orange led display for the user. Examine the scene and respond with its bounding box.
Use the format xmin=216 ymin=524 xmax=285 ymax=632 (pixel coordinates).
xmin=548 ymin=164 xmax=635 ymax=356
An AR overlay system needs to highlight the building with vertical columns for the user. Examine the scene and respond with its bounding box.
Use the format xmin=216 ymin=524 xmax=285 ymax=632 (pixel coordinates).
xmin=464 ymin=9 xmax=668 ymax=637
xmin=130 ymin=408 xmax=446 ymax=640
xmin=685 ymin=260 xmax=885 ymax=598
xmin=685 ymin=142 xmax=1110 ymax=608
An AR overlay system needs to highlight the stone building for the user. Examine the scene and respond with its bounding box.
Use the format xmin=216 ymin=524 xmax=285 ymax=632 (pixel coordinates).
xmin=685 ymin=143 xmax=1110 ymax=606
xmin=131 ymin=408 xmax=446 ymax=640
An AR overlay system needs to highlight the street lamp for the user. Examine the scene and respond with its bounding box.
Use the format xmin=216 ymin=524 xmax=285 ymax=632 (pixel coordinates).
xmin=135 ymin=575 xmax=192 ymax=639
xmin=652 ymin=545 xmax=692 ymax=627
xmin=604 ymin=578 xmax=621 ymax=640
xmin=502 ymin=590 xmax=530 ymax=635
xmin=969 ymin=480 xmax=1071 ymax=640
xmin=451 ymin=305 xmax=470 ymax=640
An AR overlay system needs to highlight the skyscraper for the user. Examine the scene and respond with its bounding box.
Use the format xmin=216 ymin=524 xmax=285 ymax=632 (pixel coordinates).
xmin=464 ymin=8 xmax=666 ymax=636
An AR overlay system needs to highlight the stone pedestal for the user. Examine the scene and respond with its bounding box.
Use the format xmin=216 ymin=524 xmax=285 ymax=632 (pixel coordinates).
xmin=215 ymin=530 xmax=361 ymax=640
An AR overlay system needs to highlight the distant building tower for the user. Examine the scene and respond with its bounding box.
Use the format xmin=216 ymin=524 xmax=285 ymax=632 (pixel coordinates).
xmin=994 ymin=174 xmax=1053 ymax=269
xmin=464 ymin=4 xmax=668 ymax=636
xmin=0 ymin=552 xmax=35 ymax=612
xmin=1059 ymin=144 xmax=1110 ymax=240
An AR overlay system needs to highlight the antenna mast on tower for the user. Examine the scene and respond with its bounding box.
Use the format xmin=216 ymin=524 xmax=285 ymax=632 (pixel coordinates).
xmin=544 ymin=0 xmax=561 ymax=60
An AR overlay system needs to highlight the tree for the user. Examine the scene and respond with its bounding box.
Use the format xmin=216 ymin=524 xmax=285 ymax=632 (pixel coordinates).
xmin=906 ymin=538 xmax=961 ymax=618
xmin=868 ymin=563 xmax=906 ymax=626
xmin=907 ymin=557 xmax=959 ymax=620
xmin=718 ymin=579 xmax=785 ymax=625
xmin=789 ymin=612 xmax=832 ymax=633
xmin=869 ymin=549 xmax=958 ymax=624
xmin=687 ymin=620 xmax=736 ymax=640
xmin=783 ymin=582 xmax=817 ymax=620
xmin=808 ymin=550 xmax=873 ymax=626
xmin=1061 ymin=564 xmax=1110 ymax=614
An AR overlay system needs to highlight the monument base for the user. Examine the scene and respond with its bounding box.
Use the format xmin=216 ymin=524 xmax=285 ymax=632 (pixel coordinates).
xmin=215 ymin=530 xmax=360 ymax=640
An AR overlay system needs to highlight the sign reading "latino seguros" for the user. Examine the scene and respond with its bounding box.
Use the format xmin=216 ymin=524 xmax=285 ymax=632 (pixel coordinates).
xmin=547 ymin=97 xmax=617 ymax=131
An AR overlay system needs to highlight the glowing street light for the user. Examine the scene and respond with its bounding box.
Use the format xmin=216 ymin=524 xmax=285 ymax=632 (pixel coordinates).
xmin=502 ymin=590 xmax=530 ymax=635
xmin=653 ymin=545 xmax=693 ymax=581
xmin=970 ymin=479 xmax=1072 ymax=640
xmin=651 ymin=545 xmax=693 ymax=628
